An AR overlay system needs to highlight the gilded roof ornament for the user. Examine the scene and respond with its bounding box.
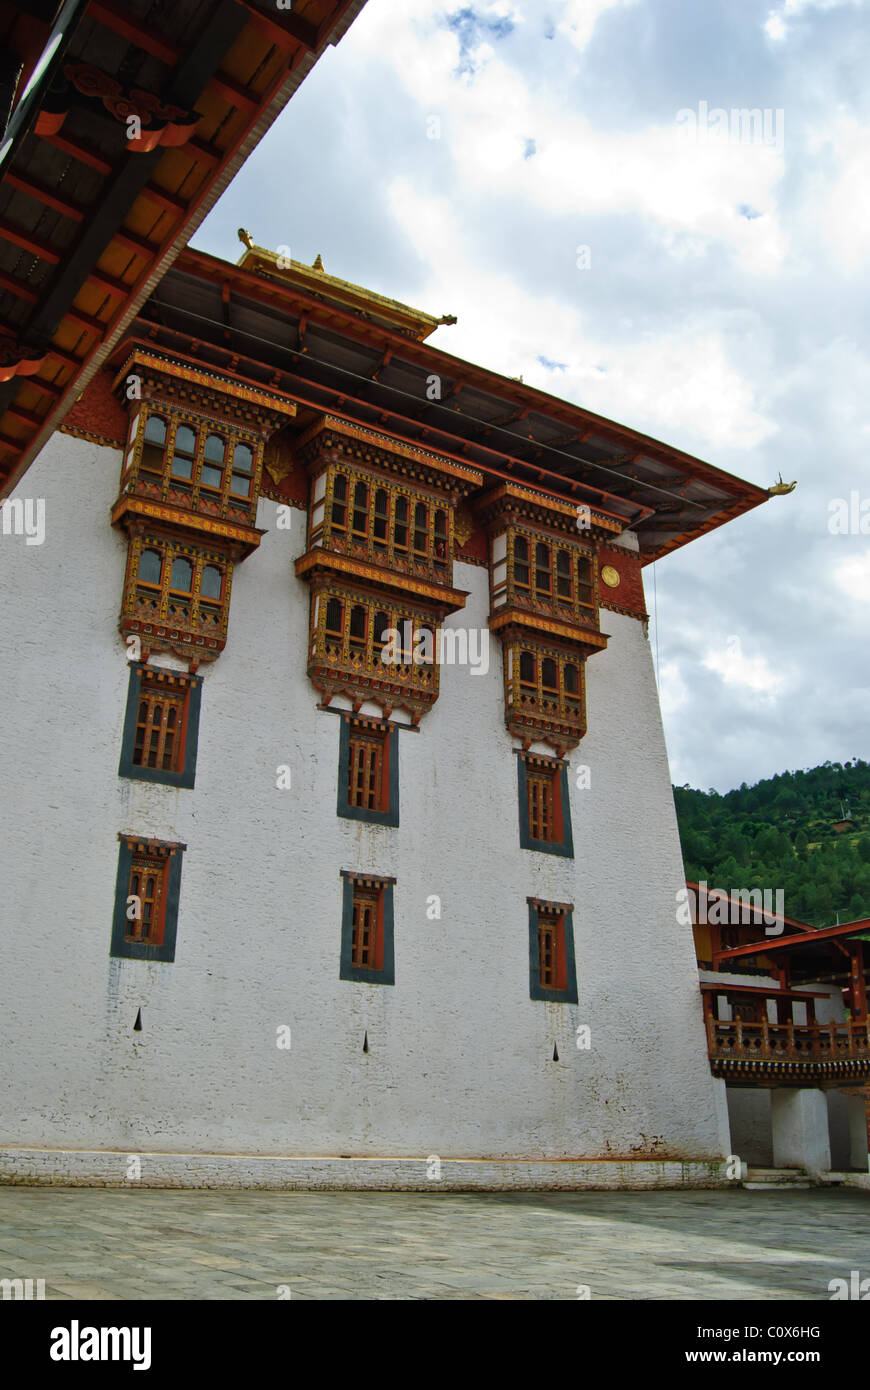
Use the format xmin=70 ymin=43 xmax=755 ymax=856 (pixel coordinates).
xmin=767 ymin=473 xmax=797 ymax=495
xmin=237 ymin=228 xmax=254 ymax=250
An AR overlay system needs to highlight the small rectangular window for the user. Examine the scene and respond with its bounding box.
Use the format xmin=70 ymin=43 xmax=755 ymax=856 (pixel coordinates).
xmin=517 ymin=752 xmax=573 ymax=857
xmin=537 ymin=912 xmax=560 ymax=990
xmin=527 ymin=770 xmax=553 ymax=841
xmin=126 ymin=853 xmax=167 ymax=946
xmin=337 ymin=716 xmax=399 ymax=826
xmin=528 ymin=898 xmax=577 ymax=1002
xmin=348 ymin=730 xmax=384 ymax=811
xmin=119 ymin=664 xmax=202 ymax=789
xmin=351 ymin=889 xmax=379 ymax=968
xmin=111 ymin=835 xmax=186 ymax=963
xmin=340 ymin=872 xmax=396 ymax=985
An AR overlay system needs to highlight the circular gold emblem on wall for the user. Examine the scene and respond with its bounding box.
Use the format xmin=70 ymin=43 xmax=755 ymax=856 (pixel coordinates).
xmin=600 ymin=564 xmax=620 ymax=588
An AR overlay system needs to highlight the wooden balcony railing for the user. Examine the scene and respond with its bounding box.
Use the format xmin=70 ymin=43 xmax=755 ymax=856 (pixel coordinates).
xmin=707 ymin=1016 xmax=870 ymax=1085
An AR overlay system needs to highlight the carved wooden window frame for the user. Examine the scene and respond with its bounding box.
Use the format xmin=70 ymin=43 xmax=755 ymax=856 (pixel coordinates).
xmin=516 ymin=751 xmax=573 ymax=857
xmin=337 ymin=715 xmax=399 ymax=827
xmin=119 ymin=663 xmax=203 ymax=789
xmin=122 ymin=534 xmax=232 ymax=648
xmin=508 ymin=642 xmax=585 ymax=725
xmin=121 ymin=404 xmax=262 ymax=524
xmin=310 ymin=463 xmax=453 ymax=580
xmin=339 ymin=871 xmax=396 ymax=985
xmin=111 ymin=835 xmax=186 ymax=963
xmin=311 ymin=590 xmax=436 ymax=680
xmin=500 ymin=526 xmax=598 ymax=624
xmin=527 ymin=897 xmax=578 ymax=1003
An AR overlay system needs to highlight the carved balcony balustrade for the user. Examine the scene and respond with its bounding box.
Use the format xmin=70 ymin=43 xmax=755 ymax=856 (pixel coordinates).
xmin=707 ymin=1016 xmax=870 ymax=1086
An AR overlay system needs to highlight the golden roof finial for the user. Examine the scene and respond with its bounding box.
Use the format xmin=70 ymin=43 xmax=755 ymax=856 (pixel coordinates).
xmin=237 ymin=228 xmax=254 ymax=251
xmin=312 ymin=253 xmax=324 ymax=271
xmin=768 ymin=473 xmax=797 ymax=495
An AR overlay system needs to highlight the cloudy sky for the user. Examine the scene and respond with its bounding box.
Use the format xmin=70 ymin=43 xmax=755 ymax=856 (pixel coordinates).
xmin=196 ymin=0 xmax=870 ymax=794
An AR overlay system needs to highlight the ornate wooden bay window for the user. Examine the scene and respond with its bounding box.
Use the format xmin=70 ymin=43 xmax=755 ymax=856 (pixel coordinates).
xmin=296 ymin=417 xmax=481 ymax=722
xmin=476 ymin=483 xmax=623 ymax=754
xmin=110 ymin=346 xmax=296 ymax=662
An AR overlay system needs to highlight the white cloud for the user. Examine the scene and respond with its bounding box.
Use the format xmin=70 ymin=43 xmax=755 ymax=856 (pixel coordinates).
xmin=388 ymin=179 xmax=776 ymax=451
xmin=804 ymin=115 xmax=870 ymax=272
xmin=765 ymin=0 xmax=867 ymax=40
xmin=658 ymin=660 xmax=690 ymax=716
xmin=702 ymin=635 xmax=786 ymax=696
xmin=833 ymin=552 xmax=870 ymax=600
xmin=556 ymin=0 xmax=641 ymax=50
xmin=346 ymin=0 xmax=788 ymax=275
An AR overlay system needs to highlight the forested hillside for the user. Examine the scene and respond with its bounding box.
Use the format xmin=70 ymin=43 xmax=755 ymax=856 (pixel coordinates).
xmin=673 ymin=760 xmax=870 ymax=927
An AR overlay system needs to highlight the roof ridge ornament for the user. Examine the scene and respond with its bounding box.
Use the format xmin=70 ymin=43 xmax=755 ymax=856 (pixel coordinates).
xmin=768 ymin=473 xmax=797 ymax=495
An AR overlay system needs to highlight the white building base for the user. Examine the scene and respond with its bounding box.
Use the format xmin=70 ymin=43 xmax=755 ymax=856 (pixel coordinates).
xmin=847 ymin=1097 xmax=869 ymax=1171
xmin=0 ymin=1148 xmax=730 ymax=1191
xmin=771 ymin=1089 xmax=832 ymax=1174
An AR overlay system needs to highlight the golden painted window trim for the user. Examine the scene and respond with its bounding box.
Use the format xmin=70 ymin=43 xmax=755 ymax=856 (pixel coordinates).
xmin=120 ymin=402 xmax=264 ymax=529
xmin=309 ymin=459 xmax=456 ymax=583
xmin=495 ymin=523 xmax=600 ymax=631
xmin=120 ymin=531 xmax=236 ymax=663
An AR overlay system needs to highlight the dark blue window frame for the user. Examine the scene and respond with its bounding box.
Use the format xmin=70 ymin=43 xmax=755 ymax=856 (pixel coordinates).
xmin=516 ymin=752 xmax=574 ymax=858
xmin=339 ymin=871 xmax=396 ymax=985
xmin=337 ymin=715 xmax=399 ymax=827
xmin=527 ymin=898 xmax=578 ymax=1003
xmin=110 ymin=834 xmax=186 ymax=964
xmin=119 ymin=662 xmax=202 ymax=789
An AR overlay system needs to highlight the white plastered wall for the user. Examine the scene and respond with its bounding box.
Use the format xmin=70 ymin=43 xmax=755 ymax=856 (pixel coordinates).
xmin=0 ymin=432 xmax=726 ymax=1167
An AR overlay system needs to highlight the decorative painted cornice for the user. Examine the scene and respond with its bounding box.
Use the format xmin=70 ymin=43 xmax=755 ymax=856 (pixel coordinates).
xmin=296 ymin=415 xmax=484 ymax=492
xmin=296 ymin=549 xmax=469 ymax=615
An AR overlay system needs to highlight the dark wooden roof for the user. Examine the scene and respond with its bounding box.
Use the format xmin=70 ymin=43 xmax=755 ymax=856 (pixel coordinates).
xmin=127 ymin=245 xmax=771 ymax=560
xmin=0 ymin=0 xmax=367 ymax=496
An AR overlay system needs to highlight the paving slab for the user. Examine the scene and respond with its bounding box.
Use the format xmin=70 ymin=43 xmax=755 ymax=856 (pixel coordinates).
xmin=0 ymin=1187 xmax=867 ymax=1300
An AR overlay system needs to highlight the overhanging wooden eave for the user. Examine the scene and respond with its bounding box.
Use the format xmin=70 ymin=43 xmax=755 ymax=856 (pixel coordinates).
xmin=0 ymin=0 xmax=368 ymax=497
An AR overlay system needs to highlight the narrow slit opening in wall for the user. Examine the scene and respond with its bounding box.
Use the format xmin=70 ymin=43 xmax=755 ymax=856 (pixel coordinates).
xmin=134 ymin=1008 xmax=143 ymax=1032
xmin=552 ymin=1042 xmax=559 ymax=1061
xmin=362 ymin=1030 xmax=369 ymax=1053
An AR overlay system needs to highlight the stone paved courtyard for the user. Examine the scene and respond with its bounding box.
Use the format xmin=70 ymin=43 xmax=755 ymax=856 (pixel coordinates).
xmin=0 ymin=1186 xmax=867 ymax=1300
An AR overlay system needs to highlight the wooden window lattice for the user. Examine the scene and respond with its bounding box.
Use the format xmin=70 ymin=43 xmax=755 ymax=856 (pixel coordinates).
xmin=348 ymin=730 xmax=384 ymax=811
xmin=133 ymin=683 xmax=185 ymax=772
xmin=351 ymin=890 xmax=379 ymax=969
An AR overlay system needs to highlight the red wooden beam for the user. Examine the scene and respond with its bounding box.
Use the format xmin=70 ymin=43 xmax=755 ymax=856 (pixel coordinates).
xmin=236 ymin=2 xmax=319 ymax=52
xmin=0 ymin=269 xmax=39 ymax=304
xmin=5 ymin=402 xmax=46 ymax=429
xmin=141 ymin=184 xmax=189 ymax=219
xmin=0 ymin=220 xmax=61 ymax=264
xmin=86 ymin=267 xmax=134 ymax=298
xmin=4 ymin=171 xmax=85 ymax=223
xmin=87 ymin=0 xmax=179 ymax=65
xmin=67 ymin=305 xmax=110 ymax=335
xmin=186 ymin=137 xmax=222 ymax=169
xmin=209 ymin=73 xmax=259 ymax=113
xmin=113 ymin=227 xmax=159 ymax=260
xmin=716 ymin=916 xmax=870 ymax=961
xmin=37 ymin=130 xmax=113 ymax=177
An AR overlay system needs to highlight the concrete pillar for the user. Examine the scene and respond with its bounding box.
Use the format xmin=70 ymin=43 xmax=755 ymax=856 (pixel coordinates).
xmin=848 ymin=1096 xmax=870 ymax=1172
xmin=712 ymin=1076 xmax=732 ymax=1158
xmin=771 ymin=1089 xmax=831 ymax=1174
